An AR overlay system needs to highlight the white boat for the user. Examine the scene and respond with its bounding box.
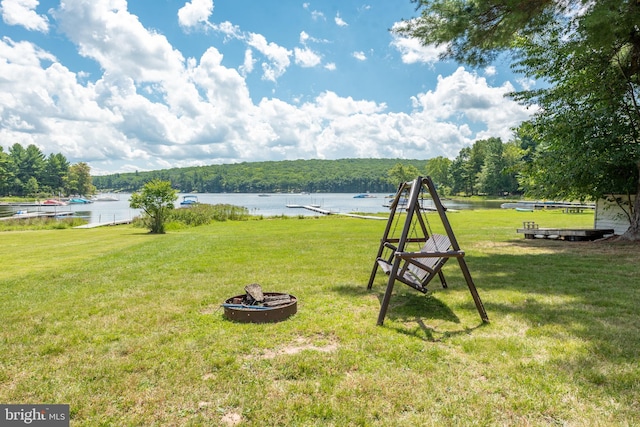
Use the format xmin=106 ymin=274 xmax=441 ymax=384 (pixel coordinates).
xmin=92 ymin=194 xmax=119 ymax=202
xmin=180 ymin=195 xmax=199 ymax=206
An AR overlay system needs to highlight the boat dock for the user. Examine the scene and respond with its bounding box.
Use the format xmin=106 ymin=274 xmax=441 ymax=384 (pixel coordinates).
xmin=286 ymin=204 xmax=385 ymax=220
xmin=0 ymin=210 xmax=133 ymax=228
xmin=338 ymin=213 xmax=386 ymax=220
xmin=286 ymin=204 xmax=327 ymax=213
xmin=502 ymin=202 xmax=595 ymax=212
xmin=74 ymin=219 xmax=133 ymax=229
xmin=0 ymin=211 xmax=74 ymax=221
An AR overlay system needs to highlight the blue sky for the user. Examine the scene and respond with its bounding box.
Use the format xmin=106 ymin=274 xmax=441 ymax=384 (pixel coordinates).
xmin=0 ymin=0 xmax=535 ymax=175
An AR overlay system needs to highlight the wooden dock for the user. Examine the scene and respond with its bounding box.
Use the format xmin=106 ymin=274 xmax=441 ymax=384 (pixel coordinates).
xmin=502 ymin=202 xmax=595 ymax=211
xmin=74 ymin=219 xmax=133 ymax=229
xmin=517 ymin=221 xmax=614 ymax=241
xmin=0 ymin=211 xmax=74 ymax=221
xmin=286 ymin=204 xmax=385 ymax=220
xmin=337 ymin=213 xmax=386 ymax=220
xmin=286 ymin=204 xmax=332 ymax=214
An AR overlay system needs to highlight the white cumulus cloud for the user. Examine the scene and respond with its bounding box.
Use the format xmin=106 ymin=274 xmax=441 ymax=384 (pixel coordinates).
xmin=0 ymin=1 xmax=535 ymax=174
xmin=247 ymin=32 xmax=292 ymax=82
xmin=178 ymin=0 xmax=214 ymax=29
xmin=239 ymin=48 xmax=255 ymax=76
xmin=411 ymin=67 xmax=535 ymax=142
xmin=352 ymin=51 xmax=366 ymax=61
xmin=391 ymin=34 xmax=446 ymax=65
xmin=335 ymin=12 xmax=347 ymax=27
xmin=1 ymin=0 xmax=49 ymax=32
xmin=294 ymin=47 xmax=321 ymax=68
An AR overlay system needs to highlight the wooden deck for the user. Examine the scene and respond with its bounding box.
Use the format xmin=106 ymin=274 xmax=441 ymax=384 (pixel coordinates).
xmin=517 ymin=227 xmax=614 ymax=241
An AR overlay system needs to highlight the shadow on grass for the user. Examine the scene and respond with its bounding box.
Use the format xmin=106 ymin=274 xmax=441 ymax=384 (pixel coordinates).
xmin=486 ymin=293 xmax=640 ymax=403
xmin=388 ymin=319 xmax=488 ymax=342
xmin=383 ymin=291 xmax=459 ymax=323
xmin=333 ymin=283 xmax=484 ymax=342
xmin=379 ymin=289 xmax=491 ymax=341
xmin=461 ymin=242 xmax=640 ymax=373
xmin=352 ymin=237 xmax=639 ymax=347
xmin=382 ymin=292 xmax=476 ymax=342
xmin=506 ymin=237 xmax=640 ymax=255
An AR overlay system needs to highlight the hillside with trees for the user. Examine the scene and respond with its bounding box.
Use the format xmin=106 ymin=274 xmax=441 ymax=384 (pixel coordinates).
xmin=92 ymin=148 xmax=527 ymax=195
xmin=92 ymin=159 xmax=431 ymax=194
xmin=2 ymin=139 xmax=532 ymax=197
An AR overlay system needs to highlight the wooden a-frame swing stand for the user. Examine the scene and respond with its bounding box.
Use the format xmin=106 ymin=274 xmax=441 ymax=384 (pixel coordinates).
xmin=367 ymin=176 xmax=489 ymax=326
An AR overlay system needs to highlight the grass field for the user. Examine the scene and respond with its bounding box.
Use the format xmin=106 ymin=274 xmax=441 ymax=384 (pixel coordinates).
xmin=1 ymin=209 xmax=639 ymax=426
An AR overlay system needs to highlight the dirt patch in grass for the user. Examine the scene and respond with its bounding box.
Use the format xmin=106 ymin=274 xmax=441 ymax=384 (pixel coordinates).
xmin=220 ymin=411 xmax=243 ymax=426
xmin=250 ymin=336 xmax=339 ymax=360
xmin=474 ymin=240 xmax=559 ymax=255
xmin=199 ymin=305 xmax=219 ymax=315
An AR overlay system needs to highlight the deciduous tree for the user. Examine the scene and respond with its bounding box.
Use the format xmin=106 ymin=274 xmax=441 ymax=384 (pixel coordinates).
xmin=129 ymin=180 xmax=178 ymax=234
xmin=67 ymin=162 xmax=95 ymax=196
xmin=397 ymin=0 xmax=640 ymax=239
xmin=387 ymin=163 xmax=421 ymax=188
xmin=425 ymin=156 xmax=452 ymax=192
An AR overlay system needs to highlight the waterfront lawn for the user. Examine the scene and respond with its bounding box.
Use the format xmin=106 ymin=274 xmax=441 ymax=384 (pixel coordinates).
xmin=1 ymin=209 xmax=639 ymax=425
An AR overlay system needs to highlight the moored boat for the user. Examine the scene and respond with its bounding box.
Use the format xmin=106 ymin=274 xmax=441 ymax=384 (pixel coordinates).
xmin=42 ymin=199 xmax=68 ymax=206
xmin=68 ymin=197 xmax=93 ymax=204
xmin=180 ymin=195 xmax=199 ymax=206
xmin=92 ymin=194 xmax=119 ymax=201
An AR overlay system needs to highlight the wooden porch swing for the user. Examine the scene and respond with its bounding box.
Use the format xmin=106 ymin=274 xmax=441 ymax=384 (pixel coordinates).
xmin=367 ymin=176 xmax=489 ymax=326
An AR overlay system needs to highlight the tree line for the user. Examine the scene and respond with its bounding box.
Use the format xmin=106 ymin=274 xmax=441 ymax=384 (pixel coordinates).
xmin=91 ymin=138 xmax=530 ymax=196
xmin=92 ymin=159 xmax=429 ymax=194
xmin=2 ymin=132 xmax=605 ymax=199
xmin=426 ymin=136 xmax=525 ymax=197
xmin=3 ymin=131 xmax=632 ymax=200
xmin=1 ymin=138 xmax=543 ymax=198
xmin=0 ymin=143 xmax=95 ymax=197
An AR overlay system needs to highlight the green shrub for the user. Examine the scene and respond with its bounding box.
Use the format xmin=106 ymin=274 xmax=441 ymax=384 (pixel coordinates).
xmin=167 ymin=203 xmax=249 ymax=226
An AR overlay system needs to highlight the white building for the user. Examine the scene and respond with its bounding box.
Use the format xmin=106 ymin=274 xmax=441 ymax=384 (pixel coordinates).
xmin=594 ymin=195 xmax=636 ymax=235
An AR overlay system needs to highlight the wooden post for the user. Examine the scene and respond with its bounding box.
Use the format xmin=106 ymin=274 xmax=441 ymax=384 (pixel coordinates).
xmin=377 ymin=178 xmax=422 ymax=325
xmin=424 ymin=176 xmax=489 ymax=323
xmin=367 ymin=181 xmax=406 ymax=290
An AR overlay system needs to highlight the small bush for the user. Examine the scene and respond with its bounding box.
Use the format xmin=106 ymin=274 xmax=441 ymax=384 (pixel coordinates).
xmin=167 ymin=203 xmax=250 ymax=226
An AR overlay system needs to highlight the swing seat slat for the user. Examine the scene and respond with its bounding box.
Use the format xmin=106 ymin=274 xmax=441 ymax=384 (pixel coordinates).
xmin=376 ymin=233 xmax=454 ymax=292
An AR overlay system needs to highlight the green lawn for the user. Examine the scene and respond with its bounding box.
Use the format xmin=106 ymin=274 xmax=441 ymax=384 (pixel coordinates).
xmin=1 ymin=209 xmax=639 ymax=426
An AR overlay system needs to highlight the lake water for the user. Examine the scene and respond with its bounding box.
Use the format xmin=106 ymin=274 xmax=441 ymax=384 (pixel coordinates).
xmin=0 ymin=193 xmax=504 ymax=223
